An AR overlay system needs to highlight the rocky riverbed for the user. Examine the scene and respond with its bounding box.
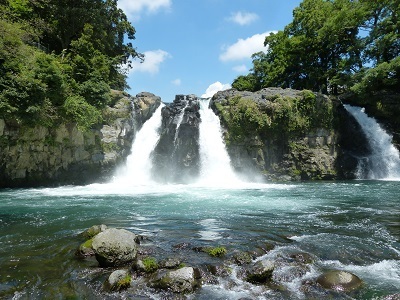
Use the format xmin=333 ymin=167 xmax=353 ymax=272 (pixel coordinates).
xmin=75 ymin=224 xmax=368 ymax=299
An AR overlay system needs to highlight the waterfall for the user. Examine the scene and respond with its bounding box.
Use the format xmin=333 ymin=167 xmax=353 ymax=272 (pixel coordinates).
xmin=198 ymin=98 xmax=239 ymax=185
xmin=344 ymin=104 xmax=400 ymax=180
xmin=174 ymin=100 xmax=188 ymax=144
xmin=115 ymin=104 xmax=164 ymax=185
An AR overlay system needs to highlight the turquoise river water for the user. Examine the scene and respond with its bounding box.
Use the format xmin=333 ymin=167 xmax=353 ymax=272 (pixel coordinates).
xmin=0 ymin=180 xmax=399 ymax=299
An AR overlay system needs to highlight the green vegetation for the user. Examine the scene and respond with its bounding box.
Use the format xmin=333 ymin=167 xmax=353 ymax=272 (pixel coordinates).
xmin=142 ymin=257 xmax=158 ymax=273
xmin=215 ymin=91 xmax=334 ymax=143
xmin=0 ymin=0 xmax=142 ymax=129
xmin=203 ymin=246 xmax=227 ymax=257
xmin=233 ymin=0 xmax=400 ymax=98
xmin=82 ymin=238 xmax=93 ymax=249
xmin=114 ymin=274 xmax=131 ymax=291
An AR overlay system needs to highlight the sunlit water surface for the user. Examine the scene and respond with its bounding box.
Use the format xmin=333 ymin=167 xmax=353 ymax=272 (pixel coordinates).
xmin=0 ymin=180 xmax=399 ymax=299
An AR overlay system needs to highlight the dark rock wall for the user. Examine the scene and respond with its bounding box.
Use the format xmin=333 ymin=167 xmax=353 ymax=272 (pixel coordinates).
xmin=151 ymin=95 xmax=201 ymax=183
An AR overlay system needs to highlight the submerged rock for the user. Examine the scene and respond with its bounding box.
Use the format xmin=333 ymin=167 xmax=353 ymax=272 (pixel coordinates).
xmin=316 ymin=270 xmax=362 ymax=292
xmin=152 ymin=267 xmax=199 ymax=293
xmin=246 ymin=259 xmax=275 ymax=283
xmin=92 ymin=228 xmax=138 ymax=267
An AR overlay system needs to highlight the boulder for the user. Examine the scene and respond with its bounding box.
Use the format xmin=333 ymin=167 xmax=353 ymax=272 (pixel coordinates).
xmin=92 ymin=228 xmax=138 ymax=267
xmin=105 ymin=269 xmax=131 ymax=292
xmin=152 ymin=267 xmax=198 ymax=293
xmin=246 ymin=259 xmax=275 ymax=283
xmin=316 ymin=270 xmax=362 ymax=292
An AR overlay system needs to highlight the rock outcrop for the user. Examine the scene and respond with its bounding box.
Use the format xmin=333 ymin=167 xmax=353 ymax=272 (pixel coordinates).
xmin=151 ymin=94 xmax=201 ymax=183
xmin=0 ymin=91 xmax=161 ymax=187
xmin=211 ymin=88 xmax=370 ymax=180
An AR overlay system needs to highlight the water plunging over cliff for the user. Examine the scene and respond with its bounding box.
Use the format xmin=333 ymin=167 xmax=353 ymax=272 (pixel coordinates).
xmin=344 ymin=104 xmax=400 ymax=179
xmin=116 ymin=104 xmax=164 ymax=184
xmin=198 ymin=98 xmax=239 ymax=185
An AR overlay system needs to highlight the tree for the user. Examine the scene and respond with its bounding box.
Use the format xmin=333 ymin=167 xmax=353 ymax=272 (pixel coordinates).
xmin=233 ymin=0 xmax=396 ymax=95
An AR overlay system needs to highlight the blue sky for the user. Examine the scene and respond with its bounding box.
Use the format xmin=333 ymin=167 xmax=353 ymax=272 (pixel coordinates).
xmin=118 ymin=0 xmax=302 ymax=102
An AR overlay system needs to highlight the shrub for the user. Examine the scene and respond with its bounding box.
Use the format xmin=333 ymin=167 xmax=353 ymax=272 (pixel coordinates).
xmin=142 ymin=257 xmax=158 ymax=273
xmin=63 ymin=95 xmax=102 ymax=131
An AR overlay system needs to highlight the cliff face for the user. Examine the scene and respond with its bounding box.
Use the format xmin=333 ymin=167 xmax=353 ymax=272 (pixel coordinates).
xmin=0 ymin=91 xmax=161 ymax=187
xmin=211 ymin=88 xmax=369 ymax=181
xmin=151 ymin=95 xmax=201 ymax=183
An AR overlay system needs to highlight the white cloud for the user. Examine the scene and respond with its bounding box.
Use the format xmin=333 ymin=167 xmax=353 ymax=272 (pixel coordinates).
xmin=129 ymin=50 xmax=171 ymax=74
xmin=171 ymin=78 xmax=181 ymax=86
xmin=201 ymin=82 xmax=231 ymax=98
xmin=233 ymin=64 xmax=248 ymax=73
xmin=228 ymin=11 xmax=259 ymax=26
xmin=118 ymin=0 xmax=171 ymax=17
xmin=219 ymin=31 xmax=276 ymax=62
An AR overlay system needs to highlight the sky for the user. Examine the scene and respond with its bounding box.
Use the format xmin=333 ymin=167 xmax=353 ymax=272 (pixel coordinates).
xmin=118 ymin=0 xmax=302 ymax=102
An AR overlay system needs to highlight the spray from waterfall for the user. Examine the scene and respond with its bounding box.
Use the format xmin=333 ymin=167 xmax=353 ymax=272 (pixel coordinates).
xmin=344 ymin=104 xmax=400 ymax=180
xmin=197 ymin=98 xmax=240 ymax=185
xmin=115 ymin=104 xmax=164 ymax=185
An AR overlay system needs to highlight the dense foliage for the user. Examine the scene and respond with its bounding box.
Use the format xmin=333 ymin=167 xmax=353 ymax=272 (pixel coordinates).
xmin=233 ymin=0 xmax=400 ymax=96
xmin=0 ymin=0 xmax=141 ymax=129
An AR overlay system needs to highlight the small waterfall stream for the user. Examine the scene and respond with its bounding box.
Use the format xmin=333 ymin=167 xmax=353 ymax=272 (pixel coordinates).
xmin=174 ymin=100 xmax=188 ymax=144
xmin=344 ymin=104 xmax=400 ymax=179
xmin=116 ymin=104 xmax=164 ymax=185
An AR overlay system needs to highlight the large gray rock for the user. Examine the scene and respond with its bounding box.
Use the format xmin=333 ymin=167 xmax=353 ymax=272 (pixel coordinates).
xmin=152 ymin=267 xmax=198 ymax=293
xmin=92 ymin=228 xmax=138 ymax=267
xmin=151 ymin=94 xmax=201 ymax=183
xmin=317 ymin=270 xmax=363 ymax=292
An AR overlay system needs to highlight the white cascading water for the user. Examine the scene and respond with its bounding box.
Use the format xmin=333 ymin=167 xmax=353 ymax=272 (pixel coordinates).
xmin=174 ymin=101 xmax=188 ymax=144
xmin=344 ymin=104 xmax=400 ymax=180
xmin=197 ymin=98 xmax=240 ymax=186
xmin=115 ymin=104 xmax=164 ymax=185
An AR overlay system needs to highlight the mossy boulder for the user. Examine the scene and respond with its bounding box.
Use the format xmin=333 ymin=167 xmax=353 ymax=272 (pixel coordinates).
xmin=105 ymin=269 xmax=131 ymax=292
xmin=92 ymin=228 xmax=138 ymax=267
xmin=316 ymin=270 xmax=362 ymax=292
xmin=81 ymin=224 xmax=107 ymax=239
xmin=77 ymin=238 xmax=95 ymax=257
xmin=134 ymin=257 xmax=159 ymax=273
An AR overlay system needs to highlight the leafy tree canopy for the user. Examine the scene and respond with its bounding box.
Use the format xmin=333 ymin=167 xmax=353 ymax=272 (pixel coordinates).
xmin=0 ymin=0 xmax=142 ymax=129
xmin=233 ymin=0 xmax=400 ymax=96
